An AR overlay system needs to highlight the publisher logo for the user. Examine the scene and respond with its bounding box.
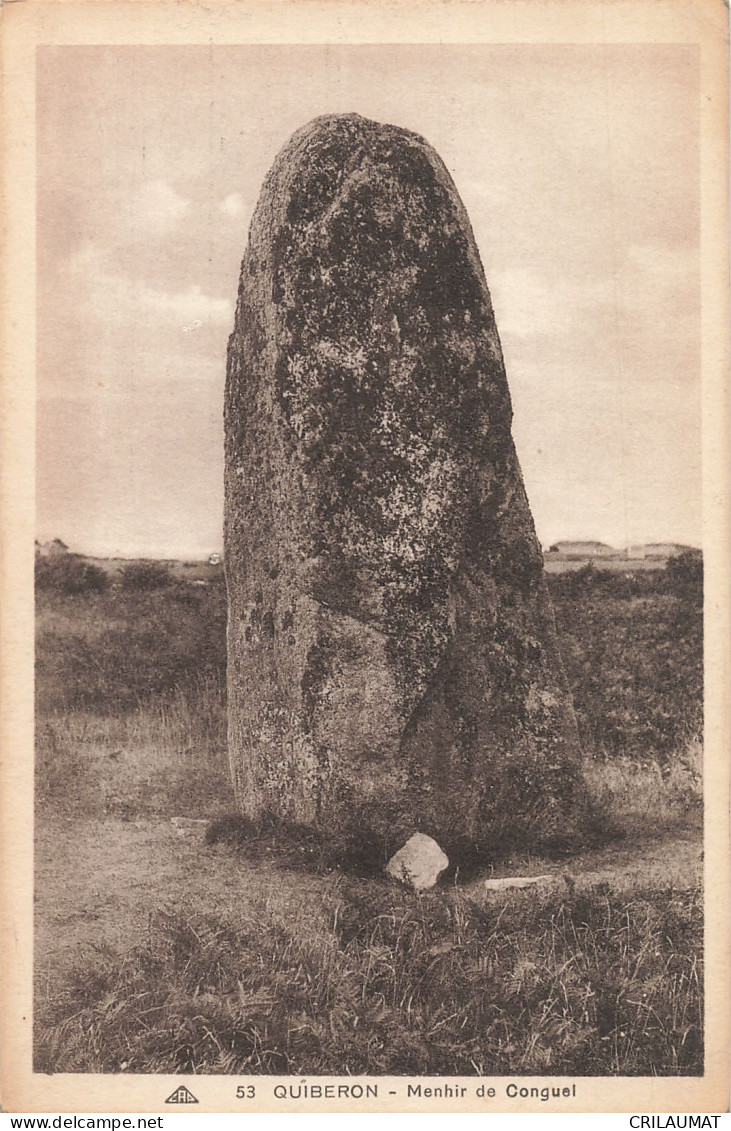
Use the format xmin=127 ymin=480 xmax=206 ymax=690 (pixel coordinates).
xmin=165 ymin=1085 xmax=199 ymax=1104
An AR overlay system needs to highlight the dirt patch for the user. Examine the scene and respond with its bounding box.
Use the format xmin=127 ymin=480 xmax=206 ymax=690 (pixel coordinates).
xmin=34 ymin=813 xmax=325 ymax=989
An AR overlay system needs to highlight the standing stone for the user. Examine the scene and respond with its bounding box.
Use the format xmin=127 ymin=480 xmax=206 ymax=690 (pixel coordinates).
xmin=225 ymin=113 xmax=591 ymax=861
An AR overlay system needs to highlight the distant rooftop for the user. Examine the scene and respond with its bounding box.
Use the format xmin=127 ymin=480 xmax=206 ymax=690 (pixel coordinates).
xmin=546 ymin=540 xmax=700 ymax=560
xmin=547 ymin=541 xmax=617 ymax=556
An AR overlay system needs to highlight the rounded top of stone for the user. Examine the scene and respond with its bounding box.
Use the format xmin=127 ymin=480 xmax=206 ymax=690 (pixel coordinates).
xmin=295 ymin=111 xmax=416 ymax=132
xmin=256 ymin=112 xmax=464 ymax=240
xmin=283 ymin=112 xmax=432 ymax=153
xmin=303 ymin=112 xmax=372 ymax=126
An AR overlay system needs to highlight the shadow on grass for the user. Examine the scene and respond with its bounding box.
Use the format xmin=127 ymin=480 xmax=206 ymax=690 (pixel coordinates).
xmin=204 ymin=804 xmax=625 ymax=884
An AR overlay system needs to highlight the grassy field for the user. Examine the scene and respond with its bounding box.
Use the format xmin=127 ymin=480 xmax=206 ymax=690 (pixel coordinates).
xmin=34 ymin=555 xmax=703 ymax=1076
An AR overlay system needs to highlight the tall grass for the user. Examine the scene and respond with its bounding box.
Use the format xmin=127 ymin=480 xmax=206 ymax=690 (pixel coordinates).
xmin=34 ymin=882 xmax=702 ymax=1076
xmin=36 ymin=674 xmax=232 ymax=818
xmin=584 ymin=739 xmax=703 ymax=834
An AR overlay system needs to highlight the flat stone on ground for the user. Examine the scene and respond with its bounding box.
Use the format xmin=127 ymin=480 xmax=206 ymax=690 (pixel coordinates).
xmin=482 ymin=873 xmax=564 ymax=892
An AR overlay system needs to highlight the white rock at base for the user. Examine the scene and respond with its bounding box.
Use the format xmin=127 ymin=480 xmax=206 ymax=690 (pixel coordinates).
xmin=385 ymin=833 xmax=449 ymax=890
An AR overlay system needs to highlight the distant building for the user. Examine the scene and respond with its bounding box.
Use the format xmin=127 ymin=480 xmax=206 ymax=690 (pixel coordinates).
xmin=38 ymin=538 xmax=69 ymax=558
xmin=642 ymin=543 xmax=697 ymax=560
xmin=546 ymin=541 xmax=617 ymax=559
xmin=208 ymin=552 xmax=222 ymax=566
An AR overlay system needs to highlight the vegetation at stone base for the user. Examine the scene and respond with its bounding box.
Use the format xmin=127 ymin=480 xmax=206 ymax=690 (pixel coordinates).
xmin=34 ymin=882 xmax=701 ymax=1076
xmin=203 ymin=736 xmax=702 ymax=878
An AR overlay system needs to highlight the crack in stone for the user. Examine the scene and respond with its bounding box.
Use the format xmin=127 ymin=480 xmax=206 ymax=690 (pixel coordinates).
xmin=300 ymin=587 xmax=389 ymax=639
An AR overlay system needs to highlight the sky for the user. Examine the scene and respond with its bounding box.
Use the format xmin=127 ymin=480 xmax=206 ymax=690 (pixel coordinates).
xmin=36 ymin=44 xmax=700 ymax=559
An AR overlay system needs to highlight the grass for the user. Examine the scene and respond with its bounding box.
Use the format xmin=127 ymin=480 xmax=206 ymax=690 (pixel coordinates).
xmin=583 ymin=740 xmax=702 ymax=834
xmin=33 ymin=559 xmax=704 ymax=1076
xmin=36 ymin=675 xmax=231 ymax=819
xmin=201 ymin=736 xmax=703 ymax=878
xmin=35 ymin=581 xmax=226 ymax=715
xmin=34 ymin=882 xmax=702 ymax=1076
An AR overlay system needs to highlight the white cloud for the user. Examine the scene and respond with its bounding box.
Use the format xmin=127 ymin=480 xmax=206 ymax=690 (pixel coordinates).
xmin=64 ymin=242 xmax=233 ymax=331
xmin=218 ymin=192 xmax=246 ymax=218
xmin=490 ymin=265 xmax=611 ymax=341
xmin=138 ymin=280 xmax=232 ymax=326
xmin=124 ymin=179 xmax=191 ymax=236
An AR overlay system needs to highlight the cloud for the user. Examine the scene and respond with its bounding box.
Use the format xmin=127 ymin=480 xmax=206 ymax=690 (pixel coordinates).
xmin=123 ymin=179 xmax=191 ymax=236
xmin=63 ymin=242 xmax=233 ymax=333
xmin=138 ymin=281 xmax=232 ymax=326
xmin=218 ymin=193 xmax=246 ymax=218
xmin=489 ymin=265 xmax=611 ymax=341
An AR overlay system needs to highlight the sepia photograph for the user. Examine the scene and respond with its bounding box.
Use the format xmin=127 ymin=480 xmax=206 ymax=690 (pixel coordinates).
xmin=1 ymin=0 xmax=728 ymax=1116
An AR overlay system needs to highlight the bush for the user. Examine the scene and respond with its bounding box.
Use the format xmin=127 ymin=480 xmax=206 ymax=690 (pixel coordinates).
xmin=35 ymin=555 xmax=109 ymax=594
xmin=549 ymin=561 xmax=658 ymax=602
xmin=548 ymin=560 xmax=703 ymax=763
xmin=665 ymin=551 xmax=703 ymax=605
xmin=35 ymin=586 xmax=227 ymax=713
xmin=119 ymin=561 xmax=171 ymax=591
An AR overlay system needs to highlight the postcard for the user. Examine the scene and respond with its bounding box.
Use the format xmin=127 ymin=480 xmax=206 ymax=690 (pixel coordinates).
xmin=1 ymin=0 xmax=728 ymax=1115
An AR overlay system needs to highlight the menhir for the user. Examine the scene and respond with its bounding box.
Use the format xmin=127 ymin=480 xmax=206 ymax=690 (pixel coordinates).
xmin=225 ymin=113 xmax=592 ymax=862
